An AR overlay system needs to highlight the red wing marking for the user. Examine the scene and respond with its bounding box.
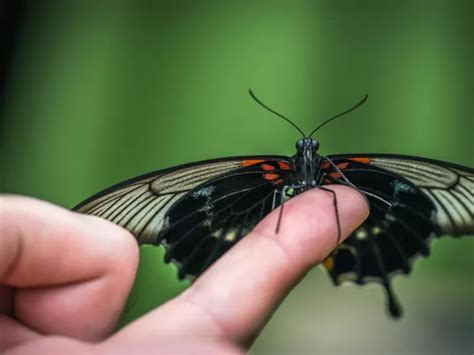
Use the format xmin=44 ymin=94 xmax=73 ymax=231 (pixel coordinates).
xmin=261 ymin=163 xmax=275 ymax=171
xmin=242 ymin=159 xmax=265 ymax=167
xmin=278 ymin=162 xmax=291 ymax=171
xmin=263 ymin=173 xmax=280 ymax=181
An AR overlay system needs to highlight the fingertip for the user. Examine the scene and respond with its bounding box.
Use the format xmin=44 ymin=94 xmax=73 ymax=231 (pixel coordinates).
xmin=76 ymin=213 xmax=140 ymax=278
xmin=78 ymin=213 xmax=139 ymax=250
xmin=335 ymin=185 xmax=370 ymax=237
xmin=0 ymin=194 xmax=139 ymax=285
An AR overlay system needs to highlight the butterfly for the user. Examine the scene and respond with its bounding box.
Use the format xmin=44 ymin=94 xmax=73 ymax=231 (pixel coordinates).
xmin=74 ymin=91 xmax=473 ymax=318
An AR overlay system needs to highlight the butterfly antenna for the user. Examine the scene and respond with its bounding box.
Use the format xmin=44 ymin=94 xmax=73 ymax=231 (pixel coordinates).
xmin=249 ymin=89 xmax=306 ymax=138
xmin=308 ymin=94 xmax=368 ymax=138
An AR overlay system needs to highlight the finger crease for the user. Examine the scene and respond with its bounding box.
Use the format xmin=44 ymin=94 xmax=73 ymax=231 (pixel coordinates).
xmin=181 ymin=290 xmax=231 ymax=339
xmin=252 ymin=230 xmax=295 ymax=269
xmin=2 ymin=233 xmax=24 ymax=282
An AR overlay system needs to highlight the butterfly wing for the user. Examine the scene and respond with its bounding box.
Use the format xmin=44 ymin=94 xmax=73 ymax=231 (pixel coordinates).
xmin=322 ymin=154 xmax=473 ymax=316
xmin=74 ymin=156 xmax=291 ymax=279
xmin=360 ymin=155 xmax=473 ymax=234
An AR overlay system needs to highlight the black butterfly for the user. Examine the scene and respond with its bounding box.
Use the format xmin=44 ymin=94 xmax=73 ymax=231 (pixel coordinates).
xmin=74 ymin=91 xmax=473 ymax=318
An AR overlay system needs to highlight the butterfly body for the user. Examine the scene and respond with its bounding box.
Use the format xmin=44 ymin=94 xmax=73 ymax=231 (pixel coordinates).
xmin=289 ymin=138 xmax=324 ymax=189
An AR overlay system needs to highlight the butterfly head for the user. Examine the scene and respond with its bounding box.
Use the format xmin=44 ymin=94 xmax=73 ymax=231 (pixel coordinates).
xmin=295 ymin=138 xmax=319 ymax=155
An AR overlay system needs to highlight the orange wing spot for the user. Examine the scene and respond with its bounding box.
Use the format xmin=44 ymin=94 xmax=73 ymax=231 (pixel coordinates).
xmin=278 ymin=161 xmax=291 ymax=170
xmin=321 ymin=161 xmax=331 ymax=170
xmin=263 ymin=173 xmax=280 ymax=181
xmin=261 ymin=163 xmax=275 ymax=171
xmin=242 ymin=159 xmax=265 ymax=167
xmin=348 ymin=157 xmax=370 ymax=164
xmin=322 ymin=257 xmax=334 ymax=271
xmin=336 ymin=162 xmax=349 ymax=170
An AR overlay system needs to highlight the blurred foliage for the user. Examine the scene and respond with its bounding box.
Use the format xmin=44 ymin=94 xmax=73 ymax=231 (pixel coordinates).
xmin=0 ymin=0 xmax=473 ymax=353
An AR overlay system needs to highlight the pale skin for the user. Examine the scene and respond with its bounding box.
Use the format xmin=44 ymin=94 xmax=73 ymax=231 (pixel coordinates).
xmin=0 ymin=186 xmax=368 ymax=354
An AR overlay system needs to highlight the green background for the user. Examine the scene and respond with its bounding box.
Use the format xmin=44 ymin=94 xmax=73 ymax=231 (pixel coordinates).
xmin=1 ymin=1 xmax=473 ymax=353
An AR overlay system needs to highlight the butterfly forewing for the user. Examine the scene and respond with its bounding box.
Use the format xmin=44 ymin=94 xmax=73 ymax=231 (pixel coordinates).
xmin=75 ymin=158 xmax=244 ymax=243
xmin=74 ymin=156 xmax=290 ymax=276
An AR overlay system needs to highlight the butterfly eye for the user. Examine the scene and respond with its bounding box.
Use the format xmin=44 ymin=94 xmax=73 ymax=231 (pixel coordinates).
xmin=295 ymin=139 xmax=305 ymax=152
xmin=311 ymin=139 xmax=320 ymax=151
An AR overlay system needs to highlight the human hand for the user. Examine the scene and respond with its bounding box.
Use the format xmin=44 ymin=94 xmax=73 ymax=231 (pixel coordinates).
xmin=1 ymin=186 xmax=368 ymax=354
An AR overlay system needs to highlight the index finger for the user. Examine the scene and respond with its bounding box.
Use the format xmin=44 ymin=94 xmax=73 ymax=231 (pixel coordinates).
xmin=112 ymin=186 xmax=368 ymax=347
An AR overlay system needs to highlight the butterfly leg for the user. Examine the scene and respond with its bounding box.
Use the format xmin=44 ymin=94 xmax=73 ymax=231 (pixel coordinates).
xmin=324 ymin=174 xmax=391 ymax=209
xmin=271 ymin=188 xmax=280 ymax=209
xmin=316 ymin=185 xmax=342 ymax=245
xmin=275 ymin=185 xmax=305 ymax=233
xmin=323 ymin=156 xmax=353 ymax=184
xmin=275 ymin=185 xmax=290 ymax=233
xmin=323 ymin=156 xmax=392 ymax=209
